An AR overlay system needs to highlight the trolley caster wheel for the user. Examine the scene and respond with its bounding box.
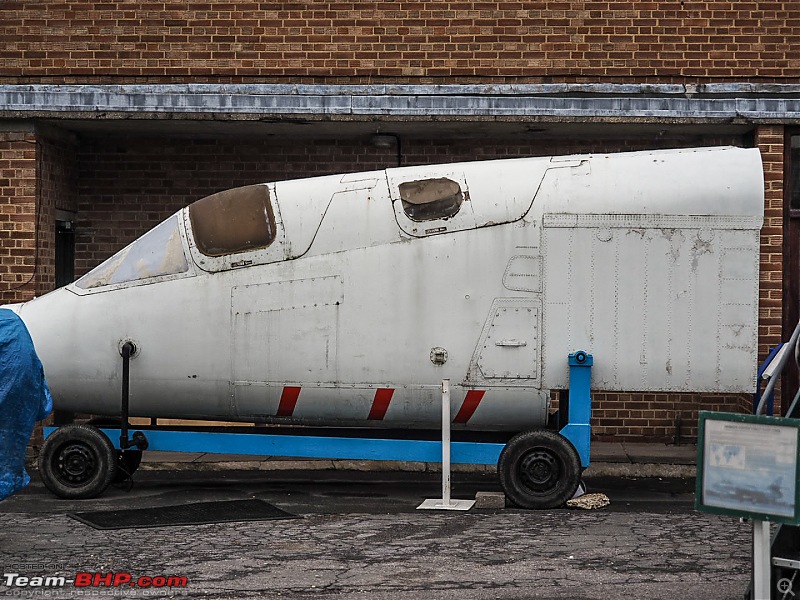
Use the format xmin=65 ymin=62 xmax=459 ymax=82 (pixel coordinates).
xmin=39 ymin=424 xmax=117 ymax=499
xmin=87 ymin=418 xmax=143 ymax=483
xmin=498 ymin=429 xmax=581 ymax=509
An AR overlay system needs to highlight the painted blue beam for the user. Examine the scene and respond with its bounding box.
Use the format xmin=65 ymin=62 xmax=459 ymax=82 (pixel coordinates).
xmin=43 ymin=427 xmax=505 ymax=466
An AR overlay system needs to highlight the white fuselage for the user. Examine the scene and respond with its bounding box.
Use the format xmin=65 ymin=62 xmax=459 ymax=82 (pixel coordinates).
xmin=13 ymin=147 xmax=765 ymax=431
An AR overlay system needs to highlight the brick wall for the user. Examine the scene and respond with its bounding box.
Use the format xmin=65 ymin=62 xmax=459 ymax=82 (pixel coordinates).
xmin=0 ymin=131 xmax=79 ymax=303
xmin=1 ymin=1 xmax=798 ymax=83
xmin=755 ymin=125 xmax=785 ymax=414
xmin=0 ymin=132 xmax=38 ymax=304
xmin=756 ymin=125 xmax=785 ymax=357
xmin=40 ymin=134 xmax=79 ymax=215
xmin=36 ymin=134 xmax=79 ymax=296
xmin=591 ymin=392 xmax=751 ymax=442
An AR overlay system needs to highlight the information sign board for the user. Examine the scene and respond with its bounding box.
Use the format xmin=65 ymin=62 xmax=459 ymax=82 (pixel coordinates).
xmin=696 ymin=411 xmax=800 ymax=524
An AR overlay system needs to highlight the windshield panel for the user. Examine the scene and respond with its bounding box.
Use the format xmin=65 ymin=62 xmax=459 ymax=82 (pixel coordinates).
xmin=75 ymin=215 xmax=189 ymax=289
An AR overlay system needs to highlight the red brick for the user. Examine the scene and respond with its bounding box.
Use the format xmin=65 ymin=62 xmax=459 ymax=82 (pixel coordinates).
xmin=0 ymin=1 xmax=798 ymax=83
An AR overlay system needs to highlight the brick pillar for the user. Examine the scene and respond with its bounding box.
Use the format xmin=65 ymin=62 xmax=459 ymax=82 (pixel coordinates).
xmin=756 ymin=126 xmax=784 ymax=355
xmin=0 ymin=131 xmax=39 ymax=304
xmin=755 ymin=125 xmax=785 ymax=412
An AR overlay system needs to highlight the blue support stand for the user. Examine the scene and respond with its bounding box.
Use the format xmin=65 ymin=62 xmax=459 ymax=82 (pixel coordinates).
xmin=44 ymin=427 xmax=508 ymax=466
xmin=559 ymin=350 xmax=593 ymax=468
xmin=44 ymin=353 xmax=594 ymax=471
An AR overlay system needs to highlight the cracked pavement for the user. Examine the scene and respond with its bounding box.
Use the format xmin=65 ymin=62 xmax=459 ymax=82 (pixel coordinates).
xmin=0 ymin=470 xmax=751 ymax=599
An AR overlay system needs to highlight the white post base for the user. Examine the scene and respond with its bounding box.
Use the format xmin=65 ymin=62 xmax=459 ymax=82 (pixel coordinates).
xmin=416 ymin=379 xmax=475 ymax=511
xmin=752 ymin=519 xmax=771 ymax=600
xmin=417 ymin=498 xmax=476 ymax=511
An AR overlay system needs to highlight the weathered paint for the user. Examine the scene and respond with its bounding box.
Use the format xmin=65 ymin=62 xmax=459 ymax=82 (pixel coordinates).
xmin=11 ymin=147 xmax=764 ymax=432
xmin=3 ymin=83 xmax=800 ymax=121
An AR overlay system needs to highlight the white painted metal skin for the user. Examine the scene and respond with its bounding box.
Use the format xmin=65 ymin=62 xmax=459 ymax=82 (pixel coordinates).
xmin=8 ymin=146 xmax=764 ymax=432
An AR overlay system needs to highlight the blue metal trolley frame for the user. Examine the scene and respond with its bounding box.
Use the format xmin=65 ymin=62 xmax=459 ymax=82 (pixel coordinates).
xmin=44 ymin=351 xmax=593 ymax=469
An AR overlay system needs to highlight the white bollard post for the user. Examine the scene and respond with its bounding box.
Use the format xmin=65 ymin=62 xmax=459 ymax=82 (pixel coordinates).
xmin=441 ymin=378 xmax=451 ymax=505
xmin=417 ymin=379 xmax=475 ymax=511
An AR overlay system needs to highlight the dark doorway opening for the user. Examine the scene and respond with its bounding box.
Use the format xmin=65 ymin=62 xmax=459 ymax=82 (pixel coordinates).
xmin=55 ymin=219 xmax=75 ymax=288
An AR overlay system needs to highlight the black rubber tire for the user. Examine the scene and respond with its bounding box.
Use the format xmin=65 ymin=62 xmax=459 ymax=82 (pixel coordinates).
xmin=498 ymin=429 xmax=581 ymax=509
xmin=87 ymin=418 xmax=143 ymax=483
xmin=38 ymin=424 xmax=117 ymax=499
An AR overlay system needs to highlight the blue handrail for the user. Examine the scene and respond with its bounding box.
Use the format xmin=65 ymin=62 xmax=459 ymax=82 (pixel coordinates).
xmin=753 ymin=343 xmax=783 ymax=415
xmin=755 ymin=320 xmax=800 ymax=416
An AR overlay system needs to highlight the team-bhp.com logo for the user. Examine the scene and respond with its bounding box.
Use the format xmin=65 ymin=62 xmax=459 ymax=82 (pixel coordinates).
xmin=3 ymin=572 xmax=188 ymax=594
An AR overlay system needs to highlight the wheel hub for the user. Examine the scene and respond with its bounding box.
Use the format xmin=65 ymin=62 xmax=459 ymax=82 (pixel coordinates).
xmin=56 ymin=443 xmax=96 ymax=484
xmin=519 ymin=449 xmax=560 ymax=492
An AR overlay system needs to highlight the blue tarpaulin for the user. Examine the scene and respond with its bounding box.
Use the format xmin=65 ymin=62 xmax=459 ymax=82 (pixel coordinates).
xmin=0 ymin=308 xmax=52 ymax=501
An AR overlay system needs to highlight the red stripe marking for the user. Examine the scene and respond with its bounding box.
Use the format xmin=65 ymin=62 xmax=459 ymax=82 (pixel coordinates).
xmin=276 ymin=386 xmax=302 ymax=417
xmin=453 ymin=390 xmax=486 ymax=424
xmin=368 ymin=388 xmax=395 ymax=420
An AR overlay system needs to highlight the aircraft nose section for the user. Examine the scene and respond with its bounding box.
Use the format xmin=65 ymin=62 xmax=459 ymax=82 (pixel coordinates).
xmin=0 ymin=302 xmax=25 ymax=315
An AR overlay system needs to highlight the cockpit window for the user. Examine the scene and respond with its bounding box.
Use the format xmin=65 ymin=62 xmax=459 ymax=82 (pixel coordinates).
xmin=399 ymin=178 xmax=464 ymax=222
xmin=188 ymin=185 xmax=276 ymax=257
xmin=75 ymin=215 xmax=189 ymax=289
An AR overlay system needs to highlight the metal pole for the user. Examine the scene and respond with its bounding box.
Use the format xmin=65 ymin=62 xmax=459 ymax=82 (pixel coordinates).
xmin=120 ymin=341 xmax=133 ymax=451
xmin=441 ymin=378 xmax=451 ymax=506
xmin=417 ymin=379 xmax=473 ymax=511
xmin=753 ymin=519 xmax=771 ymax=600
xmin=757 ymin=320 xmax=800 ymax=415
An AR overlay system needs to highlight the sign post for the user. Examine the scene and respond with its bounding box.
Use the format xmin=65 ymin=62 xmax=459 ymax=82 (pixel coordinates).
xmin=696 ymin=412 xmax=800 ymax=599
xmin=417 ymin=379 xmax=476 ymax=511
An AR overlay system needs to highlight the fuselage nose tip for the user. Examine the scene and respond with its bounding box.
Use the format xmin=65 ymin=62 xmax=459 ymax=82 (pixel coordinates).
xmin=0 ymin=302 xmax=24 ymax=315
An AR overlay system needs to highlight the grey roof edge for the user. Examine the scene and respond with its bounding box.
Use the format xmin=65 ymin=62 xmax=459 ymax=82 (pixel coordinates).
xmin=1 ymin=83 xmax=800 ymax=121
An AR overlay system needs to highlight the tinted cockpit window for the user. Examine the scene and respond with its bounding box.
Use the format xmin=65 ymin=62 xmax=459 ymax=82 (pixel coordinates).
xmin=75 ymin=215 xmax=189 ymax=289
xmin=399 ymin=178 xmax=464 ymax=222
xmin=189 ymin=185 xmax=276 ymax=257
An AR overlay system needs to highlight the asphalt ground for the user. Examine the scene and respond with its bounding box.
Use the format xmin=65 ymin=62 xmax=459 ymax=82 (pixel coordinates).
xmin=0 ymin=468 xmax=753 ymax=600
